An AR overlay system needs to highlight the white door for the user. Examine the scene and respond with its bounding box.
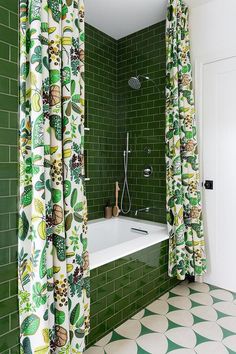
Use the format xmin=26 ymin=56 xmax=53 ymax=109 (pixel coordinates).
xmin=202 ymin=56 xmax=236 ymax=292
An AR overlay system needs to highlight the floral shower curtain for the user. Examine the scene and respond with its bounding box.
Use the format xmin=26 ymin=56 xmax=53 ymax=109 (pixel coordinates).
xmin=165 ymin=0 xmax=206 ymax=280
xmin=19 ymin=1 xmax=89 ymax=352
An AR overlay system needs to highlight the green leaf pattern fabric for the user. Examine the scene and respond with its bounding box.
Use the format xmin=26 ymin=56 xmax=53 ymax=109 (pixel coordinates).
xmin=19 ymin=0 xmax=89 ymax=352
xmin=165 ymin=0 xmax=206 ymax=280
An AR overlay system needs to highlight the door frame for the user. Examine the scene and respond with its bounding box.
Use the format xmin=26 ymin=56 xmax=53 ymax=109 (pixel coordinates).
xmin=194 ymin=49 xmax=236 ymax=281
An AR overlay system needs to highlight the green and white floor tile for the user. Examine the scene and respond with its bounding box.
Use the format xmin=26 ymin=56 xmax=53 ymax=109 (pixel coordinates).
xmin=85 ymin=281 xmax=236 ymax=354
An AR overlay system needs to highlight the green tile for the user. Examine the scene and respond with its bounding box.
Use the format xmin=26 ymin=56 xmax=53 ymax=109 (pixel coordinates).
xmin=0 ymin=7 xmax=9 ymax=26
xmin=10 ymin=180 xmax=18 ymax=196
xmin=9 ymin=13 xmax=18 ymax=30
xmin=10 ymin=146 xmax=17 ymax=162
xmin=0 ymin=282 xmax=9 ymax=301
xmin=97 ymin=281 xmax=115 ymax=301
xmin=90 ymin=314 xmax=98 ymax=328
xmin=10 ymin=80 xmax=18 ymax=96
xmin=0 ymin=295 xmax=18 ymax=318
xmin=0 ymin=26 xmax=17 ymax=46
xmin=10 ymin=279 xmax=17 ymax=296
xmin=0 ymin=263 xmax=17 ymax=284
xmin=10 ymin=245 xmax=17 ymax=263
xmin=115 ymin=274 xmax=130 ymax=289
xmin=87 ymin=322 xmax=106 ymax=346
xmin=0 ymin=76 xmax=9 ymax=93
xmin=107 ymin=265 xmax=123 ymax=282
xmin=90 ymin=273 xmax=107 ymax=288
xmin=0 ymin=247 xmax=10 ymax=265
xmin=0 ymin=41 xmax=9 ymax=61
xmin=0 ymin=315 xmax=10 ymax=335
xmin=0 ymin=229 xmax=17 ymax=247
xmin=97 ymin=304 xmax=115 ymax=323
xmin=106 ymin=311 xmax=122 ymax=329
xmin=106 ymin=288 xmax=123 ymax=307
xmin=9 ymin=112 xmax=17 ymax=128
xmin=0 ymin=163 xmax=17 ymax=178
xmin=2 ymin=349 xmax=10 ymax=354
xmin=114 ymin=294 xmax=130 ymax=312
xmin=0 ymin=328 xmax=19 ymax=353
xmin=10 ymin=46 xmax=18 ymax=63
xmin=0 ymin=2 xmax=18 ymax=13
xmin=10 ymin=311 xmax=19 ymax=330
xmin=121 ymin=301 xmax=136 ymax=319
xmin=0 ymin=93 xmax=17 ymax=111
xmin=0 ymin=197 xmax=17 ymax=213
xmin=0 ymin=110 xmax=9 ymax=127
xmin=90 ymin=289 xmax=97 ymax=303
xmin=98 ymin=261 xmax=115 ymax=275
xmin=0 ymin=146 xmax=9 ymax=162
xmin=91 ymin=298 xmax=106 ymax=315
xmin=9 ymin=213 xmax=17 ymax=230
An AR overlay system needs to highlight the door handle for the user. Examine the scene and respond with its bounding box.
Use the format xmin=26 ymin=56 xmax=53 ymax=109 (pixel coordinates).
xmin=204 ymin=180 xmax=214 ymax=190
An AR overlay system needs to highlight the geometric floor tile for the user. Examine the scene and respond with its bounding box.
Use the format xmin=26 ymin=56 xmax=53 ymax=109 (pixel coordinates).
xmin=223 ymin=335 xmax=236 ymax=352
xmin=190 ymin=305 xmax=218 ymax=321
xmin=85 ymin=281 xmax=236 ymax=354
xmin=115 ymin=319 xmax=142 ymax=339
xmin=192 ymin=321 xmax=223 ymax=341
xmin=136 ymin=333 xmax=168 ymax=353
xmin=210 ymin=289 xmax=234 ymax=302
xmin=189 ymin=292 xmax=213 ymax=306
xmin=166 ymin=310 xmax=194 ymax=327
xmin=146 ymin=299 xmax=169 ymax=315
xmin=104 ymin=339 xmax=137 ymax=354
xmin=167 ymin=296 xmax=192 ymax=310
xmin=140 ymin=315 xmax=169 ymax=333
xmin=195 ymin=341 xmax=229 ymax=354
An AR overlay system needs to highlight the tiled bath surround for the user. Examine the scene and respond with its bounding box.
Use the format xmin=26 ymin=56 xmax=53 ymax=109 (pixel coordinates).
xmin=85 ymin=21 xmax=166 ymax=224
xmin=85 ymin=22 xmax=170 ymax=346
xmin=86 ymin=241 xmax=179 ymax=347
xmin=117 ymin=21 xmax=166 ymax=223
xmin=0 ymin=1 xmax=19 ymax=353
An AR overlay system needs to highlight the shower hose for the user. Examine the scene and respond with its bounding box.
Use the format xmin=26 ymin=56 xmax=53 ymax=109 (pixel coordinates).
xmin=121 ymin=149 xmax=131 ymax=214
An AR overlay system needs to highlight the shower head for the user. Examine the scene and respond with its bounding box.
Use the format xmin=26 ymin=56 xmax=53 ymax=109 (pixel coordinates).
xmin=128 ymin=76 xmax=142 ymax=90
xmin=128 ymin=75 xmax=153 ymax=90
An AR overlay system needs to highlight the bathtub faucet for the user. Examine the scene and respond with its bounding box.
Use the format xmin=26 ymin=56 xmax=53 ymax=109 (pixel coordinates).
xmin=135 ymin=207 xmax=150 ymax=216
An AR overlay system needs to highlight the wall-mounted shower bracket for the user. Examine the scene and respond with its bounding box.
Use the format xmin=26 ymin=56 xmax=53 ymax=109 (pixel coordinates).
xmin=144 ymin=146 xmax=151 ymax=155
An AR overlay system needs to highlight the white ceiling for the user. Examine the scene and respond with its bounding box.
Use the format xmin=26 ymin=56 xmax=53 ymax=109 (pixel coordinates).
xmin=85 ymin=0 xmax=215 ymax=40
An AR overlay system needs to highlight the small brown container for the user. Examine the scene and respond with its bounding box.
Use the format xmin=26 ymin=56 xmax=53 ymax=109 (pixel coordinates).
xmin=104 ymin=200 xmax=113 ymax=219
xmin=104 ymin=206 xmax=112 ymax=219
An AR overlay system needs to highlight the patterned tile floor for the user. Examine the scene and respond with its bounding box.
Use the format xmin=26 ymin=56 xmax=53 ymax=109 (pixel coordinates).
xmin=85 ymin=281 xmax=236 ymax=354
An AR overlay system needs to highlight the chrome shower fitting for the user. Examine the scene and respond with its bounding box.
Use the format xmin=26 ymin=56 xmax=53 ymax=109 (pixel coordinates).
xmin=135 ymin=207 xmax=150 ymax=216
xmin=128 ymin=75 xmax=157 ymax=90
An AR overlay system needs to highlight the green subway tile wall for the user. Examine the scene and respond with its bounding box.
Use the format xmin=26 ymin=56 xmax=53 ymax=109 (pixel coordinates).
xmin=0 ymin=2 xmax=19 ymax=353
xmin=86 ymin=241 xmax=179 ymax=348
xmin=85 ymin=24 xmax=120 ymax=220
xmin=117 ymin=21 xmax=167 ymax=223
xmin=85 ymin=22 xmax=166 ymax=223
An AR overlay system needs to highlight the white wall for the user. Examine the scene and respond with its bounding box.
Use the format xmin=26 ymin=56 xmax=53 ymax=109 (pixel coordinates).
xmin=187 ymin=0 xmax=236 ymax=62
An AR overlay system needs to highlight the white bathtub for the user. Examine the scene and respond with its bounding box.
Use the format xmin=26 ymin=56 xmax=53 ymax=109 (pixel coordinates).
xmin=88 ymin=217 xmax=169 ymax=269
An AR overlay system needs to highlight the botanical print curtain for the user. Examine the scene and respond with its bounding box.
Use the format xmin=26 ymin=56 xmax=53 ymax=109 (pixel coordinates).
xmin=19 ymin=0 xmax=89 ymax=352
xmin=165 ymin=0 xmax=206 ymax=280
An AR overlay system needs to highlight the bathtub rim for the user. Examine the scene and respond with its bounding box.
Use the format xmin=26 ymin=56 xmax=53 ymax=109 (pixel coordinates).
xmin=88 ymin=216 xmax=169 ymax=270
